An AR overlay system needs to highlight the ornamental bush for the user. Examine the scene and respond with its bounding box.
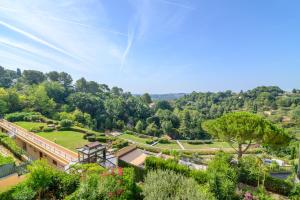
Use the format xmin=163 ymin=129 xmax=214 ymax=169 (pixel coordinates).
xmin=143 ymin=170 xmax=215 ymax=200
xmin=59 ymin=119 xmax=73 ymax=128
xmin=145 ymin=157 xmax=208 ymax=184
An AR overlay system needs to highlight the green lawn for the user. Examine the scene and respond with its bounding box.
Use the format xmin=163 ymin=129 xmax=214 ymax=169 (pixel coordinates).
xmin=154 ymin=142 xmax=180 ymax=149
xmin=36 ymin=131 xmax=88 ymax=152
xmin=118 ymin=133 xmax=150 ymax=144
xmin=181 ymin=141 xmax=232 ymax=150
xmin=15 ymin=121 xmax=47 ymax=131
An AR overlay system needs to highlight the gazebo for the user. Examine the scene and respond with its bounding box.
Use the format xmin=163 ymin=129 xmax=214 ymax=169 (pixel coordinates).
xmin=76 ymin=141 xmax=106 ymax=164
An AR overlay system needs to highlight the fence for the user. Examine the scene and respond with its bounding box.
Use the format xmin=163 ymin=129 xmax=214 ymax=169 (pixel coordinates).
xmin=0 ymin=163 xmax=15 ymax=178
xmin=0 ymin=161 xmax=30 ymax=179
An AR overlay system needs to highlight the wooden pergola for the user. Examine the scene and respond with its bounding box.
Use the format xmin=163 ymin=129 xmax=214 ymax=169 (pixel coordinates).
xmin=76 ymin=142 xmax=106 ymax=164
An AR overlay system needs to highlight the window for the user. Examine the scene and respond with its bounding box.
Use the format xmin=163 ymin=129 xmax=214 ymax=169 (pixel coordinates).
xmin=53 ymin=160 xmax=57 ymax=166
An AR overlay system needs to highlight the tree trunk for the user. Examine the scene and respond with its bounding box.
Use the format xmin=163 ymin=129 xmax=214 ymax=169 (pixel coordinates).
xmin=238 ymin=144 xmax=243 ymax=160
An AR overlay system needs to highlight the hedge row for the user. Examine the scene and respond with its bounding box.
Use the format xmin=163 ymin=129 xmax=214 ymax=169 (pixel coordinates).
xmin=145 ymin=157 xmax=208 ymax=184
xmin=112 ymin=139 xmax=129 ymax=149
xmin=0 ymin=132 xmax=25 ymax=160
xmin=118 ymin=159 xmax=145 ymax=182
xmin=5 ymin=112 xmax=44 ymax=122
xmin=123 ymin=130 xmax=155 ymax=139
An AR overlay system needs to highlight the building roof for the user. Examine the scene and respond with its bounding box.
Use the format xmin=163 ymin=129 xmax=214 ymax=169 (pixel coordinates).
xmin=119 ymin=148 xmax=147 ymax=167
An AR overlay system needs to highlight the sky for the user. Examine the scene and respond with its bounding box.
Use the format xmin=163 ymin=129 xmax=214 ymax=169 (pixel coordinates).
xmin=0 ymin=0 xmax=300 ymax=94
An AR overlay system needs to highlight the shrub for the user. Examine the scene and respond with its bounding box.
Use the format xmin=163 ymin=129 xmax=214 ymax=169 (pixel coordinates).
xmin=67 ymin=167 xmax=139 ymax=200
xmin=158 ymin=138 xmax=170 ymax=144
xmin=207 ymin=152 xmax=237 ymax=200
xmin=5 ymin=112 xmax=43 ymax=122
xmin=145 ymin=157 xmax=208 ymax=184
xmin=143 ymin=170 xmax=215 ymax=200
xmin=112 ymin=139 xmax=128 ymax=149
xmin=87 ymin=135 xmax=96 ymax=142
xmin=96 ymin=136 xmax=107 ymax=143
xmin=29 ymin=128 xmax=38 ymax=133
xmin=289 ymin=183 xmax=300 ymax=199
xmin=187 ymin=140 xmax=213 ymax=145
xmin=43 ymin=127 xmax=55 ymax=132
xmin=83 ymin=133 xmax=95 ymax=140
xmin=11 ymin=183 xmax=36 ymax=200
xmin=60 ymin=119 xmax=73 ymax=128
xmin=46 ymin=120 xmax=55 ymax=124
xmin=118 ymin=159 xmax=146 ymax=182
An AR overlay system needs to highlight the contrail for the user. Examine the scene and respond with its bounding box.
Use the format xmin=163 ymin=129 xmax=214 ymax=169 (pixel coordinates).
xmin=0 ymin=20 xmax=77 ymax=59
xmin=157 ymin=0 xmax=195 ymax=10
xmin=120 ymin=16 xmax=139 ymax=71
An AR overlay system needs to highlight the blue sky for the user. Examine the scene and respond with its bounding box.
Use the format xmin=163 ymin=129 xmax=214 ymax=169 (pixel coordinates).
xmin=0 ymin=0 xmax=299 ymax=93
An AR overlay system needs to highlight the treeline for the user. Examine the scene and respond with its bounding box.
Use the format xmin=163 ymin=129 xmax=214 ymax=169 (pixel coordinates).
xmin=0 ymin=66 xmax=204 ymax=139
xmin=176 ymin=86 xmax=300 ymax=127
xmin=1 ymin=66 xmax=300 ymax=139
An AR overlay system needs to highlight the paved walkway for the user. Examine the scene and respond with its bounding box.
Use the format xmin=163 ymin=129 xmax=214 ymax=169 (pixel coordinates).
xmin=176 ymin=140 xmax=185 ymax=150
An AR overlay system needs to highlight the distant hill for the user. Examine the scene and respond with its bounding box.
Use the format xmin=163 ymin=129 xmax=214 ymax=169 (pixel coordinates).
xmin=150 ymin=93 xmax=187 ymax=100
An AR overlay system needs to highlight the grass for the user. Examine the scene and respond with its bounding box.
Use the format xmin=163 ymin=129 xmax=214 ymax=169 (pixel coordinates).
xmin=118 ymin=133 xmax=150 ymax=144
xmin=154 ymin=142 xmax=180 ymax=149
xmin=119 ymin=133 xmax=234 ymax=150
xmin=15 ymin=121 xmax=47 ymax=131
xmin=180 ymin=141 xmax=232 ymax=150
xmin=36 ymin=131 xmax=88 ymax=152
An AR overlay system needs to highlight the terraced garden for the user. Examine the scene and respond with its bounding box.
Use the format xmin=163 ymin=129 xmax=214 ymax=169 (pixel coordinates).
xmin=14 ymin=121 xmax=90 ymax=152
xmin=36 ymin=131 xmax=88 ymax=152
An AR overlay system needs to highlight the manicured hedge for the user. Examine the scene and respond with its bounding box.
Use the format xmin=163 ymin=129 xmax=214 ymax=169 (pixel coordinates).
xmin=96 ymin=136 xmax=108 ymax=143
xmin=87 ymin=135 xmax=96 ymax=142
xmin=186 ymin=140 xmax=213 ymax=145
xmin=112 ymin=139 xmax=129 ymax=149
xmin=145 ymin=157 xmax=208 ymax=184
xmin=43 ymin=127 xmax=55 ymax=132
xmin=0 ymin=132 xmax=25 ymax=160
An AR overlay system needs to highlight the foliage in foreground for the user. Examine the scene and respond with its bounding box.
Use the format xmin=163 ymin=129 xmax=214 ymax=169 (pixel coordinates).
xmin=142 ymin=169 xmax=215 ymax=200
xmin=145 ymin=156 xmax=208 ymax=184
xmin=207 ymin=152 xmax=238 ymax=200
xmin=66 ymin=167 xmax=140 ymax=200
xmin=0 ymin=160 xmax=80 ymax=200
